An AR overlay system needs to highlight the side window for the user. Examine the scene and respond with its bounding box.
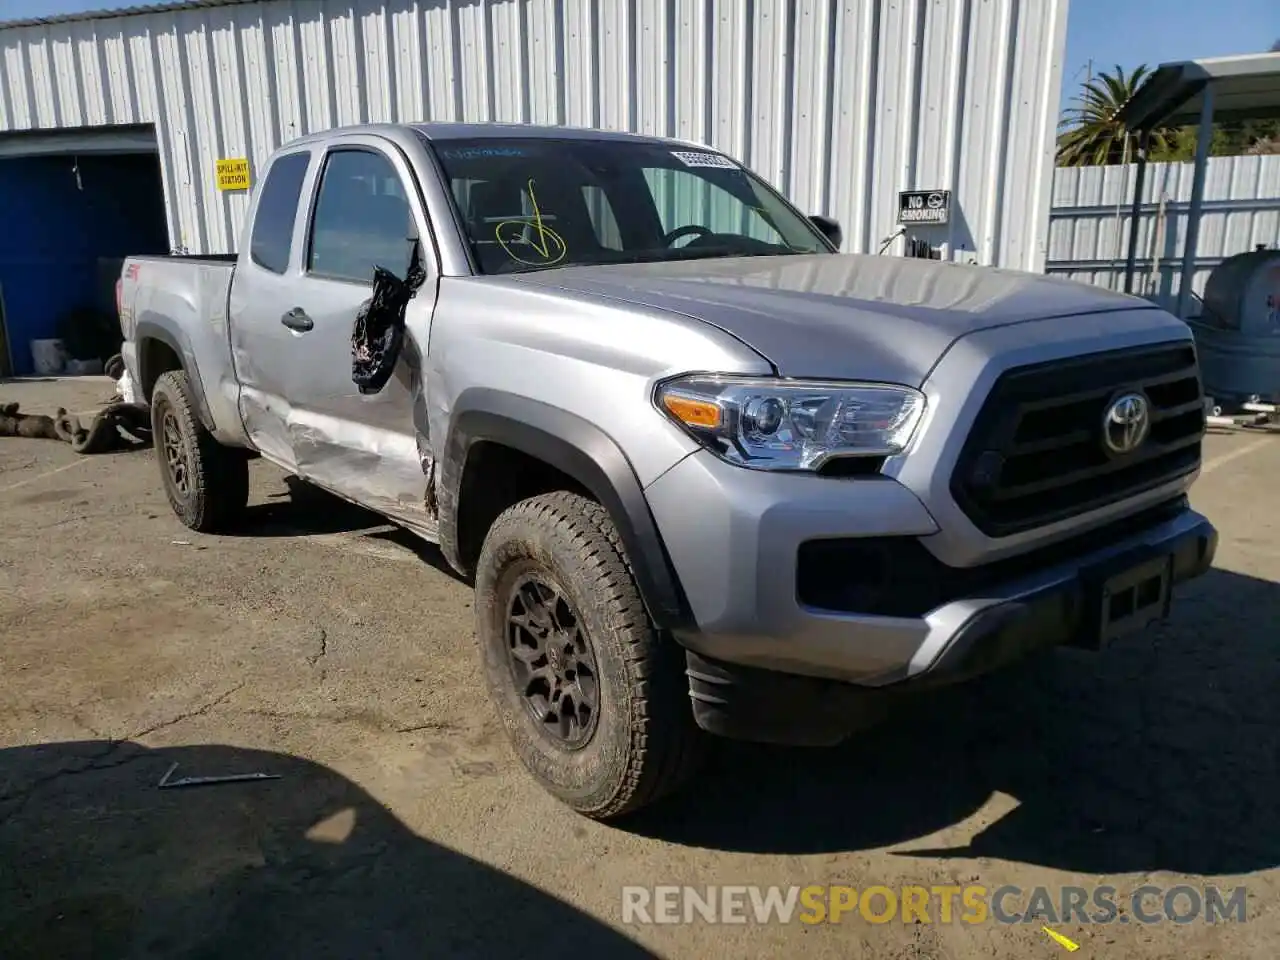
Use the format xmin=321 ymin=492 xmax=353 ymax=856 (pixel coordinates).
xmin=307 ymin=149 xmax=415 ymax=283
xmin=580 ymin=184 xmax=623 ymax=250
xmin=249 ymin=151 xmax=311 ymax=274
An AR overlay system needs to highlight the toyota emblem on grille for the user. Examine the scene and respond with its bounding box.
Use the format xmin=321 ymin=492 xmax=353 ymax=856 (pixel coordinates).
xmin=1102 ymin=392 xmax=1150 ymax=455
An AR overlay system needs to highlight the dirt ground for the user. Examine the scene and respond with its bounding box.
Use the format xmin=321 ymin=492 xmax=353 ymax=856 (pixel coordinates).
xmin=1 ymin=375 xmax=1277 ymax=959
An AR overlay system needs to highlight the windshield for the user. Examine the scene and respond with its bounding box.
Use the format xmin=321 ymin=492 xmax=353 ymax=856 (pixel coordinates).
xmin=424 ymin=137 xmax=832 ymax=274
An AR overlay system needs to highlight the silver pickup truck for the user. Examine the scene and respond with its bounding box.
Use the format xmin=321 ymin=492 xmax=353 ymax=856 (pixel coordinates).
xmin=118 ymin=122 xmax=1217 ymax=819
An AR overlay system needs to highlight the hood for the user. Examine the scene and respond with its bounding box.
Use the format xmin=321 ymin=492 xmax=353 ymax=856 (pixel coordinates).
xmin=515 ymin=254 xmax=1158 ymax=386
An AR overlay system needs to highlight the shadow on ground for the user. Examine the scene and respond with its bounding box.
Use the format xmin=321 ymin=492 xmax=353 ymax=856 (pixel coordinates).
xmin=0 ymin=742 xmax=653 ymax=960
xmin=627 ymin=566 xmax=1280 ymax=878
xmin=224 ymin=474 xmax=461 ymax=578
xmin=173 ymin=472 xmax=1280 ymax=878
xmin=237 ymin=474 xmax=387 ymax=536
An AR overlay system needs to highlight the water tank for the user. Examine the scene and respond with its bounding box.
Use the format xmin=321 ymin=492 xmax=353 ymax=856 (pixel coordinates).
xmin=1200 ymin=249 xmax=1280 ymax=333
xmin=1190 ymin=248 xmax=1280 ymax=404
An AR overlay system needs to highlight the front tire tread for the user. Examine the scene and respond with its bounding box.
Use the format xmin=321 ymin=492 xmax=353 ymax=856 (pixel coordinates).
xmin=477 ymin=491 xmax=702 ymax=819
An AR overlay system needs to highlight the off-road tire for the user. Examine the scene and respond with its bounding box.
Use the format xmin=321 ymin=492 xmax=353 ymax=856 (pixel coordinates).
xmin=151 ymin=370 xmax=249 ymax=532
xmin=475 ymin=491 xmax=704 ymax=819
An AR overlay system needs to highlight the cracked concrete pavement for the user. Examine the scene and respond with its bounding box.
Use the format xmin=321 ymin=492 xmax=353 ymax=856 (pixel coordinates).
xmin=1 ymin=376 xmax=1278 ymax=959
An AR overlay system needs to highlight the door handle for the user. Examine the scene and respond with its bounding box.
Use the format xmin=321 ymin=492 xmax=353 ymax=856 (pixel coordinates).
xmin=281 ymin=307 xmax=314 ymax=332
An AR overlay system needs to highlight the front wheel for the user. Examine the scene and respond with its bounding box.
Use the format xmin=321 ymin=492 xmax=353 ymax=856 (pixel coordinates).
xmin=151 ymin=370 xmax=249 ymax=532
xmin=474 ymin=491 xmax=703 ymax=819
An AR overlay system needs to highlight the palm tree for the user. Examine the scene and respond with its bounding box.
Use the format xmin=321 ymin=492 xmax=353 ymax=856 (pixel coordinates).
xmin=1056 ymin=64 xmax=1173 ymax=166
xmin=1244 ymin=39 xmax=1280 ymax=152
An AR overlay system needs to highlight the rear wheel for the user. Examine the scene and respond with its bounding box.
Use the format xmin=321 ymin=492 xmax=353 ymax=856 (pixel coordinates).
xmin=474 ymin=491 xmax=703 ymax=819
xmin=151 ymin=370 xmax=249 ymax=532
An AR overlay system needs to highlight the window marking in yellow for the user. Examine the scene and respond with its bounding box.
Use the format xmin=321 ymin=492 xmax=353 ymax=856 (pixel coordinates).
xmin=495 ymin=178 xmax=568 ymax=266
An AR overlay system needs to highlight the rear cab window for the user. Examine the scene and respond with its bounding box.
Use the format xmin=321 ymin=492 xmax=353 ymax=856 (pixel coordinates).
xmin=249 ymin=151 xmax=312 ymax=274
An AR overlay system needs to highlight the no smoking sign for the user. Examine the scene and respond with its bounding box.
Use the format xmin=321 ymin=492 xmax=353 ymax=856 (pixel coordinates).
xmin=898 ymin=189 xmax=951 ymax=225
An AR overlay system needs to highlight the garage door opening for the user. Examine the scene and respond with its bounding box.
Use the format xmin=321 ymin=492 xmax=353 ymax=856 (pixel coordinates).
xmin=0 ymin=125 xmax=170 ymax=377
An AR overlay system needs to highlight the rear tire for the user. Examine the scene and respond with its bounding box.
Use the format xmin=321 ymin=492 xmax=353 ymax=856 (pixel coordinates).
xmin=474 ymin=491 xmax=703 ymax=819
xmin=151 ymin=370 xmax=249 ymax=532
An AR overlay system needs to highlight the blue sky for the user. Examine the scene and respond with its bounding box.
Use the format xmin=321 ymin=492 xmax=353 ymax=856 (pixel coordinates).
xmin=1 ymin=0 xmax=1277 ymax=116
xmin=1060 ymin=0 xmax=1278 ymax=112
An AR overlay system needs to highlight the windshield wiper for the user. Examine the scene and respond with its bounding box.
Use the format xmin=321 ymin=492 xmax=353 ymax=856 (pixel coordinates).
xmin=479 ymin=245 xmax=814 ymax=275
xmin=608 ymin=246 xmax=804 ymax=265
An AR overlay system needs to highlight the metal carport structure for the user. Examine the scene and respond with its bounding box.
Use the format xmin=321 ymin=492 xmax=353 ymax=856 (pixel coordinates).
xmin=1116 ymin=53 xmax=1280 ymax=320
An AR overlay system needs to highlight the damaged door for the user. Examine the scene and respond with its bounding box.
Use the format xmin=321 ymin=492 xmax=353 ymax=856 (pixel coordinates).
xmin=232 ymin=137 xmax=439 ymax=536
xmin=230 ymin=147 xmax=318 ymax=469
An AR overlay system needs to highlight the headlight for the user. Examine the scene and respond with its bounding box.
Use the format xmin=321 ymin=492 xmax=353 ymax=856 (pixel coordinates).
xmin=655 ymin=375 xmax=925 ymax=471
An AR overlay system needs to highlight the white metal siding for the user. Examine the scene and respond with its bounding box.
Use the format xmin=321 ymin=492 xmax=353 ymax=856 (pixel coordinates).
xmin=1048 ymin=155 xmax=1280 ymax=309
xmin=1 ymin=0 xmax=1067 ymax=269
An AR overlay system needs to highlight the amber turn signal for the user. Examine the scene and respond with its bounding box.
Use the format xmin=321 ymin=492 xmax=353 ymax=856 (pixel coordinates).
xmin=661 ymin=394 xmax=722 ymax=429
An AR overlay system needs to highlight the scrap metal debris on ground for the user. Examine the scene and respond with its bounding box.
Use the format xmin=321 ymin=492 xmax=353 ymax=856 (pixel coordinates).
xmin=0 ymin=400 xmax=151 ymax=453
xmin=157 ymin=762 xmax=281 ymax=790
xmin=1 ymin=354 xmax=152 ymax=453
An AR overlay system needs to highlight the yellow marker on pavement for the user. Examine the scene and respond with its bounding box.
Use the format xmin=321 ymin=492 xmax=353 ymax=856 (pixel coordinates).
xmin=1042 ymin=927 xmax=1080 ymax=952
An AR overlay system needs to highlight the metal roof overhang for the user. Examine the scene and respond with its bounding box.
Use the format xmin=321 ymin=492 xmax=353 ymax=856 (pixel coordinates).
xmin=1117 ymin=53 xmax=1280 ymax=131
xmin=0 ymin=125 xmax=159 ymax=158
xmin=0 ymin=1 xmax=255 ymax=30
xmin=1116 ymin=53 xmax=1280 ymax=318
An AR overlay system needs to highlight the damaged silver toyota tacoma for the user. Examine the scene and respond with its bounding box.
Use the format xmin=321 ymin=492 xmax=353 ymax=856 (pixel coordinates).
xmin=118 ymin=123 xmax=1217 ymax=819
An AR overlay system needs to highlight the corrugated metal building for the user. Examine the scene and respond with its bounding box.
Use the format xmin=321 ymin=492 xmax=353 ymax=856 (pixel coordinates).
xmin=0 ymin=0 xmax=1068 ymax=374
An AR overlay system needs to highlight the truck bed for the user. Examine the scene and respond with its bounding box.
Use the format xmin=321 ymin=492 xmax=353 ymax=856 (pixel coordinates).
xmin=118 ymin=253 xmax=241 ymax=443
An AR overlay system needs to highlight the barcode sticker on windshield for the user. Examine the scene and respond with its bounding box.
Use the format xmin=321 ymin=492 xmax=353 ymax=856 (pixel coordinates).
xmin=671 ymin=150 xmax=738 ymax=169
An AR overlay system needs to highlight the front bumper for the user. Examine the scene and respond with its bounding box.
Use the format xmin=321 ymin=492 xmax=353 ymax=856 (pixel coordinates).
xmin=644 ymin=452 xmax=1217 ymax=745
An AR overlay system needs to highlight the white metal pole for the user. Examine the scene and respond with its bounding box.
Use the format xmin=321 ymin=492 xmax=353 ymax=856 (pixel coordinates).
xmin=1150 ymin=192 xmax=1167 ymax=299
xmin=1111 ymin=135 xmax=1132 ymax=291
xmin=1177 ymin=85 xmax=1216 ymax=319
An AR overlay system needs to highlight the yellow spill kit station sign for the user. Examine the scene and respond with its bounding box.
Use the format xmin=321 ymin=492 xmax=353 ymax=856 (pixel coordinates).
xmin=216 ymin=157 xmax=251 ymax=191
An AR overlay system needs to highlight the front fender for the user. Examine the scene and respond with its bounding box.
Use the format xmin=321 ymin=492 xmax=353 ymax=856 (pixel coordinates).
xmin=438 ymin=388 xmax=694 ymax=632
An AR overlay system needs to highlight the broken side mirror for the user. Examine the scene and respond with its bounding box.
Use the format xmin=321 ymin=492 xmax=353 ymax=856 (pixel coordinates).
xmin=352 ymin=238 xmax=428 ymax=396
xmin=809 ymin=215 xmax=842 ymax=250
